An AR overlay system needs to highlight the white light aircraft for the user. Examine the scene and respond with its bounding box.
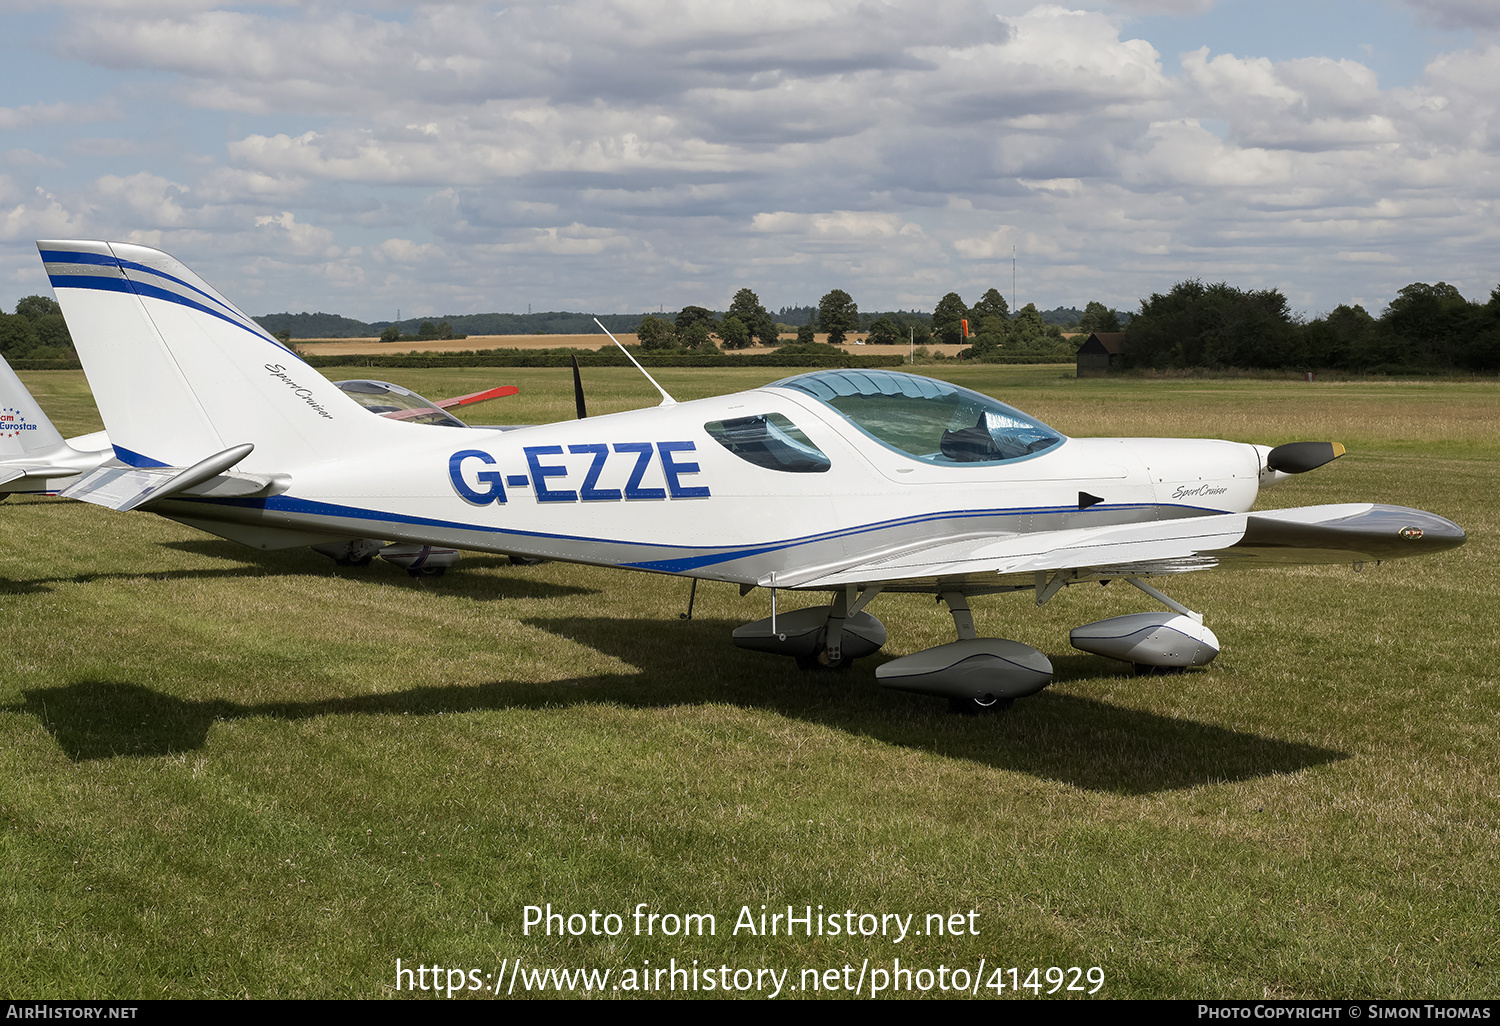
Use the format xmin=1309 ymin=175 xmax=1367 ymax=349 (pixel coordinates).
xmin=16 ymin=240 xmax=1467 ymax=712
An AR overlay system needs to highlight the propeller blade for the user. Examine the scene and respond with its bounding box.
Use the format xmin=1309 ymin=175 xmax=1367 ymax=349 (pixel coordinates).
xmin=571 ymin=355 xmax=587 ymax=420
xmin=1267 ymin=441 xmax=1346 ymax=474
xmin=433 ymin=385 xmax=519 ymax=409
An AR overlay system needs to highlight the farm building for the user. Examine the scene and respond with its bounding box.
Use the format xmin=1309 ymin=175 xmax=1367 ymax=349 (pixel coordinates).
xmin=1076 ymin=332 xmax=1124 ymax=377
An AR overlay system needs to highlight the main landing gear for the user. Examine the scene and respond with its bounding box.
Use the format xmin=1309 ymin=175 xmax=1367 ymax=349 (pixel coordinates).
xmin=731 ymin=586 xmax=887 ymax=669
xmin=875 ymin=592 xmax=1053 ymax=714
xmin=731 ymin=575 xmax=1220 ymax=714
xmin=311 ymin=539 xmax=461 ymax=577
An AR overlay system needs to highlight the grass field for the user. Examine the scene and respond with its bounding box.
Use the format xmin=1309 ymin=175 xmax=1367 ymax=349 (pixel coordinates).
xmin=2 ymin=365 xmax=1495 ymax=999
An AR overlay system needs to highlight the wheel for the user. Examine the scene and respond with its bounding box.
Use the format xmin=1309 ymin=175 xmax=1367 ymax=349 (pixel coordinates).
xmin=408 ymin=566 xmax=447 ymax=578
xmin=334 ymin=554 xmax=374 ymax=567
xmin=948 ymin=695 xmax=1014 ymax=715
xmin=509 ymin=555 xmax=546 ymax=566
xmin=795 ymin=648 xmax=853 ymax=672
xmin=1132 ymin=663 xmax=1187 ymax=676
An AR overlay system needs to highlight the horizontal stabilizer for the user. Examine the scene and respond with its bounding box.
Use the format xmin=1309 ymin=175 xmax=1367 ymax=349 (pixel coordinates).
xmin=0 ymin=464 xmax=83 ymax=486
xmin=61 ymin=443 xmax=256 ymax=511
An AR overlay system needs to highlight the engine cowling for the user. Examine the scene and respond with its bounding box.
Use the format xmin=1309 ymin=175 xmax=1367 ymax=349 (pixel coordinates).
xmin=1069 ymin=612 xmax=1219 ymax=667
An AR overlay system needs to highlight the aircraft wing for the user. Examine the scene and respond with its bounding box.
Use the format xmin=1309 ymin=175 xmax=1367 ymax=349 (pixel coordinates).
xmin=769 ymin=504 xmax=1465 ymax=591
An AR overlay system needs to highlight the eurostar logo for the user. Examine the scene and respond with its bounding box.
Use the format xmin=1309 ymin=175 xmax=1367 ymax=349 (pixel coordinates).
xmin=0 ymin=406 xmax=36 ymax=438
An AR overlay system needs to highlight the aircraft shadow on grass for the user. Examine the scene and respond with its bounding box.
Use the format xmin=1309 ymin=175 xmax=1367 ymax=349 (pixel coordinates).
xmin=13 ymin=616 xmax=1346 ymax=794
xmin=12 ymin=541 xmax=593 ymax=601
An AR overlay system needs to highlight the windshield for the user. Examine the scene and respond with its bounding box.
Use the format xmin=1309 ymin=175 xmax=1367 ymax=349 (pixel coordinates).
xmin=771 ymin=369 xmax=1063 ymax=465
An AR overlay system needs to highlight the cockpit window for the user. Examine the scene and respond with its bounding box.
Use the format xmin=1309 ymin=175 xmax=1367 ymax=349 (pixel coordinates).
xmin=704 ymin=413 xmax=831 ymax=473
xmin=771 ymin=369 xmax=1064 ymax=465
xmin=335 ymin=379 xmax=468 ymax=428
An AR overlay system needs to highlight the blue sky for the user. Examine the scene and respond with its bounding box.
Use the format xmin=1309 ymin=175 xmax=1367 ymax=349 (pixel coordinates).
xmin=1130 ymin=0 xmax=1473 ymax=86
xmin=2 ymin=0 xmax=1497 ymax=321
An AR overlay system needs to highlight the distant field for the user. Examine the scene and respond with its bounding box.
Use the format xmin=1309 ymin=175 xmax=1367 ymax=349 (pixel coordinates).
xmin=2 ymin=365 xmax=1495 ymax=999
xmin=297 ymin=334 xmax=969 ymax=359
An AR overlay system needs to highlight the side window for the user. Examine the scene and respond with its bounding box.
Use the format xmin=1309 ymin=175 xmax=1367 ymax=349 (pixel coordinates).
xmin=704 ymin=413 xmax=831 ymax=473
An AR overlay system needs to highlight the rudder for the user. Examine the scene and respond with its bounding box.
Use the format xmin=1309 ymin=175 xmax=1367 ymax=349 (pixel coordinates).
xmin=38 ymin=240 xmax=381 ymax=473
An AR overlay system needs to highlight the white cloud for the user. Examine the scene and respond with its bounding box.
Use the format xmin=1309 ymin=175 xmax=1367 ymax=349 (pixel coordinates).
xmin=751 ymin=211 xmax=920 ymax=239
xmin=252 ymin=211 xmax=337 ymax=257
xmin=1400 ymin=0 xmax=1500 ymax=30
xmin=1108 ymin=0 xmax=1216 ymax=12
xmin=0 ymin=100 xmax=116 ymax=130
xmin=93 ymin=173 xmax=190 ymax=226
xmin=5 ymin=1 xmax=1500 ymax=317
xmin=0 ymin=186 xmax=95 ymax=242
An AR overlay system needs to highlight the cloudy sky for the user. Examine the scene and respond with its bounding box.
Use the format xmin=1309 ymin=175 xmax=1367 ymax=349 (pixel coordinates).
xmin=1 ymin=0 xmax=1496 ymax=322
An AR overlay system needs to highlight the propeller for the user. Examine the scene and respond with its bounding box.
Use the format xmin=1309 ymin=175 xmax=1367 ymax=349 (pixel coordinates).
xmin=1266 ymin=441 xmax=1346 ymax=474
xmin=571 ymin=355 xmax=588 ymax=419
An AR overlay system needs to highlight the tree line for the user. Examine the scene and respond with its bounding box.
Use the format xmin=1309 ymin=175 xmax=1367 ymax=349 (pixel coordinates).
xmin=633 ymin=288 xmax=1124 ymax=357
xmin=1121 ymin=280 xmax=1500 ymax=373
xmin=8 ymin=278 xmax=1499 ymax=374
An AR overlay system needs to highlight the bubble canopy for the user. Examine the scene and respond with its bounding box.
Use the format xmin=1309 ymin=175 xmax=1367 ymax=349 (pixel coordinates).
xmin=335 ymin=379 xmax=467 ymax=428
xmin=771 ymin=369 xmax=1065 ymax=465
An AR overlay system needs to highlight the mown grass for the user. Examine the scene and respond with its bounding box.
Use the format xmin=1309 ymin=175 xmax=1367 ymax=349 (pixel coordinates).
xmin=1 ymin=366 xmax=1495 ymax=999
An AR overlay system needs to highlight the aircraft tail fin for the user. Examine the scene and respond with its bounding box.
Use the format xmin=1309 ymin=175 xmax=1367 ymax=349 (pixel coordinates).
xmin=0 ymin=351 xmax=102 ymax=490
xmin=37 ymin=240 xmax=384 ymax=473
xmin=0 ymin=350 xmax=67 ymax=461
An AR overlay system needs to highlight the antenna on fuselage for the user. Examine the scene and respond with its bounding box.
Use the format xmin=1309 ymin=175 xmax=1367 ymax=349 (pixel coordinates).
xmin=594 ymin=317 xmax=676 ymax=406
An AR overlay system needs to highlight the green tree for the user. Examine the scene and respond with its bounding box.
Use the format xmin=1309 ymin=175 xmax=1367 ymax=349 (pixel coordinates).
xmin=680 ymin=319 xmax=713 ymax=350
xmin=675 ymin=306 xmax=717 ymax=337
xmin=970 ymin=288 xmax=1009 ymax=322
xmin=1377 ymin=282 xmax=1476 ymax=370
xmin=379 ymin=325 xmax=401 ymax=343
xmin=0 ymin=313 xmax=39 ymax=357
xmin=816 ymin=289 xmax=859 ymax=345
xmin=1302 ymin=304 xmax=1373 ymax=369
xmin=15 ymin=295 xmax=60 ymax=322
xmin=33 ymin=314 xmax=73 ymax=351
xmin=727 ymin=289 xmax=778 ymax=347
xmin=1077 ymin=301 xmax=1121 ymax=334
xmin=636 ymin=315 xmax=674 ymax=351
xmin=795 ymin=322 xmax=816 ymax=345
xmin=1124 ymin=280 xmax=1297 ymax=369
xmin=717 ymin=314 xmax=751 ymax=349
xmin=1458 ymin=286 xmax=1500 ymax=372
xmin=866 ymin=315 xmax=905 ymax=345
xmin=1003 ymin=303 xmax=1061 ymax=354
xmin=930 ymin=292 xmax=968 ymax=345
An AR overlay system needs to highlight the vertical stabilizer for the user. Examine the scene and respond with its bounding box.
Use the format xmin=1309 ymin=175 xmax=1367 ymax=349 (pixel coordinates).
xmin=38 ymin=240 xmax=381 ymax=472
xmin=0 ymin=352 xmax=66 ymax=459
xmin=0 ymin=351 xmax=113 ymax=493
